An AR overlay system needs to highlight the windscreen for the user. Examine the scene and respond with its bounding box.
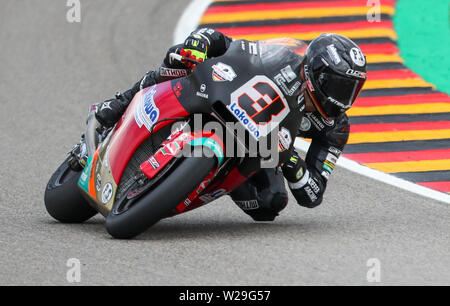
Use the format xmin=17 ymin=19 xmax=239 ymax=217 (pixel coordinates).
xmin=259 ymin=38 xmax=307 ymax=69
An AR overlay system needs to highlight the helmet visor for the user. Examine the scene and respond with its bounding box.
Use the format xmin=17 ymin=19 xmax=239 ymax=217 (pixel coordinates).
xmin=316 ymin=72 xmax=362 ymax=106
xmin=309 ymin=57 xmax=365 ymax=116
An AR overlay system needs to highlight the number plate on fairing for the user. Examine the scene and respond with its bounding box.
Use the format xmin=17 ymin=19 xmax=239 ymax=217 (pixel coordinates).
xmin=228 ymin=75 xmax=290 ymax=140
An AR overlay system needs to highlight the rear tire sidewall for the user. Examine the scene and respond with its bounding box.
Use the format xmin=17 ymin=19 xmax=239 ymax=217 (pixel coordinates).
xmin=44 ymin=157 xmax=97 ymax=223
xmin=106 ymin=147 xmax=217 ymax=239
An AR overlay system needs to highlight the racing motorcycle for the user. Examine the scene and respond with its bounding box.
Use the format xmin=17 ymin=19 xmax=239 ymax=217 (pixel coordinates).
xmin=44 ymin=38 xmax=306 ymax=239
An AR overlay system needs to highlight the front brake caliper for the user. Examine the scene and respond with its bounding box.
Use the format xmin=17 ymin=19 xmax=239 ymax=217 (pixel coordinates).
xmin=68 ymin=136 xmax=88 ymax=171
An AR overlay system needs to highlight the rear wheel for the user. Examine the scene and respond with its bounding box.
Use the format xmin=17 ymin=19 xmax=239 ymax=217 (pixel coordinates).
xmin=44 ymin=157 xmax=98 ymax=223
xmin=105 ymin=147 xmax=216 ymax=239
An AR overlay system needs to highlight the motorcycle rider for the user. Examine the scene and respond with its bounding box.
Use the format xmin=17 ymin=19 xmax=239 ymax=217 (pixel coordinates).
xmin=95 ymin=28 xmax=367 ymax=222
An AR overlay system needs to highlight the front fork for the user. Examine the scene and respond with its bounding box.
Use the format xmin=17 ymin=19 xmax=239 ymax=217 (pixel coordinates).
xmin=68 ymin=104 xmax=107 ymax=172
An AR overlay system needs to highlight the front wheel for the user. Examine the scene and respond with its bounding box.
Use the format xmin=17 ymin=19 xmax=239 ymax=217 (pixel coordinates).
xmin=106 ymin=147 xmax=217 ymax=239
xmin=44 ymin=157 xmax=98 ymax=223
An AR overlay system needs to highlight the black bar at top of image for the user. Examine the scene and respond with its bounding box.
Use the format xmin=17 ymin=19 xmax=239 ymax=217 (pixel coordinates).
xmin=343 ymin=139 xmax=450 ymax=154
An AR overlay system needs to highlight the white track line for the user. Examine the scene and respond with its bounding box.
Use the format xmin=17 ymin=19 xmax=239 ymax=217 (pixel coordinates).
xmin=174 ymin=0 xmax=213 ymax=44
xmin=295 ymin=139 xmax=450 ymax=204
xmin=174 ymin=0 xmax=450 ymax=205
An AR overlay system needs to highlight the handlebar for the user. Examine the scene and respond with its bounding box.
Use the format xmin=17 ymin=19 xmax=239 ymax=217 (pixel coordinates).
xmin=169 ymin=52 xmax=201 ymax=65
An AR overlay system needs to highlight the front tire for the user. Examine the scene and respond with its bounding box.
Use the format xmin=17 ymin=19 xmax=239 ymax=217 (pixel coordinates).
xmin=44 ymin=157 xmax=98 ymax=223
xmin=106 ymin=147 xmax=216 ymax=239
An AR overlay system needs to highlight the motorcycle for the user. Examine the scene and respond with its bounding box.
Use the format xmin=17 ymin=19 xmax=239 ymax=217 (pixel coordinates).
xmin=45 ymin=38 xmax=306 ymax=239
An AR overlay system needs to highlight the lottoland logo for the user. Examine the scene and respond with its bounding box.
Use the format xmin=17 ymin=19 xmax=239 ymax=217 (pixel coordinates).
xmin=227 ymin=102 xmax=260 ymax=140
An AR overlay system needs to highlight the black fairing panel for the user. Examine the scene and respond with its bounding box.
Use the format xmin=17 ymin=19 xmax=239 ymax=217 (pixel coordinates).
xmin=171 ymin=39 xmax=305 ymax=165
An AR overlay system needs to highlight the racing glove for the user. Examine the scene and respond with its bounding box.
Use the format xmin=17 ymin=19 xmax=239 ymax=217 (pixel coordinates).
xmin=95 ymin=93 xmax=128 ymax=128
xmin=282 ymin=150 xmax=308 ymax=183
xmin=179 ymin=34 xmax=209 ymax=70
xmin=282 ymin=150 xmax=325 ymax=208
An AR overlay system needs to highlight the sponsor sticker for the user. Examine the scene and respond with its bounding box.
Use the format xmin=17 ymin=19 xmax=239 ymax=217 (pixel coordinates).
xmin=281 ymin=65 xmax=297 ymax=82
xmin=350 ymin=47 xmax=366 ymax=67
xmin=199 ymin=189 xmax=227 ymax=203
xmin=306 ymin=113 xmax=325 ymax=131
xmin=227 ymin=103 xmax=257 ymax=140
xmin=323 ymin=164 xmax=333 ymax=173
xmin=197 ymin=28 xmax=215 ymax=36
xmin=159 ymin=67 xmax=188 ymax=78
xmin=298 ymin=94 xmax=305 ymax=106
xmin=274 ymin=73 xmax=301 ymax=96
xmin=196 ymin=180 xmax=211 ymax=195
xmin=78 ymin=157 xmax=92 ymax=192
xmin=326 ymin=44 xmax=341 ymax=65
xmin=96 ymin=174 xmax=102 ymax=192
xmin=296 ymin=167 xmax=304 ymax=180
xmin=321 ymin=171 xmax=330 ymax=180
xmin=323 ymin=161 xmax=334 ymax=173
xmin=324 ymin=160 xmax=335 ymax=169
xmin=173 ymin=81 xmax=183 ymax=98
xmin=300 ymin=117 xmax=312 ymax=131
xmin=228 ymin=75 xmax=290 ymax=140
xmin=161 ymin=142 xmax=181 ymax=156
xmin=248 ymin=42 xmax=258 ymax=55
xmin=196 ymin=92 xmax=209 ymax=99
xmin=304 ymin=186 xmax=318 ymax=202
xmin=329 ymin=146 xmax=342 ymax=156
xmin=346 ymin=69 xmax=366 ymax=79
xmin=148 ymin=156 xmax=160 ymax=169
xmin=328 ymin=97 xmax=351 ymax=110
xmin=326 ymin=153 xmax=338 ymax=165
xmin=183 ymin=198 xmax=192 ymax=207
xmin=197 ymin=84 xmax=208 ymax=99
xmin=80 ymin=172 xmax=88 ymax=184
xmin=308 ymin=178 xmax=320 ymax=194
xmin=278 ymin=127 xmax=292 ymax=152
xmin=212 ymin=62 xmax=237 ymax=82
xmin=236 ymin=199 xmax=259 ymax=211
xmin=299 ymin=103 xmax=306 ymax=113
xmin=135 ymin=86 xmax=160 ymax=132
xmin=101 ymin=183 xmax=113 ymax=204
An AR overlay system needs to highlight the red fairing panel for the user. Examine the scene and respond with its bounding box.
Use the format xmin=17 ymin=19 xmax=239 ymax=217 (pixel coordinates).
xmin=108 ymin=82 xmax=189 ymax=183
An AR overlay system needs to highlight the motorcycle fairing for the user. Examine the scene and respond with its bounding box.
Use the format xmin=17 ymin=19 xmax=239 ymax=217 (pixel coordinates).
xmin=108 ymin=82 xmax=190 ymax=183
xmin=78 ymin=39 xmax=305 ymax=217
xmin=78 ymin=81 xmax=190 ymax=215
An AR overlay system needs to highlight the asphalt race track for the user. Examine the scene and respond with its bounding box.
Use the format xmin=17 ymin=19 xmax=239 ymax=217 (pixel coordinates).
xmin=0 ymin=0 xmax=448 ymax=285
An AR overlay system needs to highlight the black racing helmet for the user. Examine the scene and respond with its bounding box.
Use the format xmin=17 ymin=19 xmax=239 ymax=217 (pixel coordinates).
xmin=302 ymin=33 xmax=367 ymax=120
